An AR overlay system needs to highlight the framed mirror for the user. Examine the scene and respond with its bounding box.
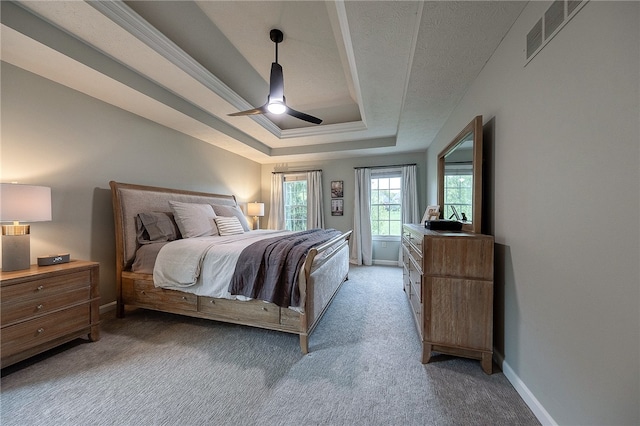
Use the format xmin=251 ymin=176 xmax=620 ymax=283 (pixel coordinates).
xmin=437 ymin=115 xmax=483 ymax=233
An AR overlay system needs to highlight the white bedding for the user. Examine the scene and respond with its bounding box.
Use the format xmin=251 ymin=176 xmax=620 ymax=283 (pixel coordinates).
xmin=153 ymin=229 xmax=294 ymax=299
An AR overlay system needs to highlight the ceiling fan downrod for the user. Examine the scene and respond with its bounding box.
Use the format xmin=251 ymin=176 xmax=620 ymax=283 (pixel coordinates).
xmin=270 ymin=29 xmax=283 ymax=64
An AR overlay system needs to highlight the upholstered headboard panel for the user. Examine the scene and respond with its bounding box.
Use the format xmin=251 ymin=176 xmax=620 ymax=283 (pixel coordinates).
xmin=109 ymin=181 xmax=237 ymax=270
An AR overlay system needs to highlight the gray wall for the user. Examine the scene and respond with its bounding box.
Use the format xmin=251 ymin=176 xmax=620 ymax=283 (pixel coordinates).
xmin=261 ymin=152 xmax=427 ymax=264
xmin=425 ymin=2 xmax=639 ymax=424
xmin=1 ymin=63 xmax=263 ymax=304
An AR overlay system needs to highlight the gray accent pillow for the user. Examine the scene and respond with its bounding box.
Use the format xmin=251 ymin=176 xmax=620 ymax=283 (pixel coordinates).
xmin=169 ymin=201 xmax=218 ymax=238
xmin=137 ymin=212 xmax=180 ymax=243
xmin=211 ymin=204 xmax=251 ymax=232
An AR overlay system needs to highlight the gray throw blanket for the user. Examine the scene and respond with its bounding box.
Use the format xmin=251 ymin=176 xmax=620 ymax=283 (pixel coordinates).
xmin=228 ymin=228 xmax=341 ymax=308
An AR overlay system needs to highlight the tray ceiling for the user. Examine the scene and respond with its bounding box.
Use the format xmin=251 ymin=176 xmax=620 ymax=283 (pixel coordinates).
xmin=1 ymin=1 xmax=526 ymax=164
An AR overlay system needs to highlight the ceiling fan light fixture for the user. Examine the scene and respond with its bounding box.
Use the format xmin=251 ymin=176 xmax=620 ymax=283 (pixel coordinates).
xmin=228 ymin=29 xmax=321 ymax=124
xmin=267 ymin=101 xmax=286 ymax=115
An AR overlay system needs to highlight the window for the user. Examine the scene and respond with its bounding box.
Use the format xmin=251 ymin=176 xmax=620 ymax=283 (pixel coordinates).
xmin=443 ymin=166 xmax=473 ymax=221
xmin=370 ymin=172 xmax=402 ymax=236
xmin=283 ymin=175 xmax=307 ymax=231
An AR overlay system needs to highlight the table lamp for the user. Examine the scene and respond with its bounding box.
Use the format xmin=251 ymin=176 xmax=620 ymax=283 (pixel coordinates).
xmin=247 ymin=202 xmax=264 ymax=230
xmin=1 ymin=184 xmax=52 ymax=271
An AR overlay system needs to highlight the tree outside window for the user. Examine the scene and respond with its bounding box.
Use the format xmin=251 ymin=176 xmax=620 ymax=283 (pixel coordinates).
xmin=284 ymin=179 xmax=307 ymax=231
xmin=443 ymin=173 xmax=473 ymax=220
xmin=370 ymin=175 xmax=402 ymax=236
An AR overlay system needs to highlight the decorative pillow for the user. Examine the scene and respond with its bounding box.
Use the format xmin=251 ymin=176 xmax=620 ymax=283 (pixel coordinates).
xmin=211 ymin=204 xmax=251 ymax=232
xmin=169 ymin=201 xmax=218 ymax=238
xmin=137 ymin=212 xmax=180 ymax=243
xmin=215 ymin=216 xmax=245 ymax=236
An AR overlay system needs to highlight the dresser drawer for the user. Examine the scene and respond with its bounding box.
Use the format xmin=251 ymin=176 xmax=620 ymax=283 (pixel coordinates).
xmin=1 ymin=287 xmax=90 ymax=326
xmin=409 ymin=292 xmax=423 ymax=338
xmin=403 ymin=272 xmax=411 ymax=296
xmin=410 ymin=270 xmax=422 ymax=302
xmin=1 ymin=304 xmax=90 ymax=359
xmin=1 ymin=270 xmax=90 ymax=302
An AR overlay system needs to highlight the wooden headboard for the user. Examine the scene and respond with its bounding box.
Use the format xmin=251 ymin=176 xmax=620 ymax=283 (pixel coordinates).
xmin=109 ymin=181 xmax=237 ymax=272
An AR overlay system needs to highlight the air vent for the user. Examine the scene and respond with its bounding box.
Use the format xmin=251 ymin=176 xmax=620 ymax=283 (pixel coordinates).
xmin=544 ymin=0 xmax=565 ymax=39
xmin=567 ymin=0 xmax=582 ymax=15
xmin=525 ymin=0 xmax=588 ymax=64
xmin=527 ymin=18 xmax=543 ymax=59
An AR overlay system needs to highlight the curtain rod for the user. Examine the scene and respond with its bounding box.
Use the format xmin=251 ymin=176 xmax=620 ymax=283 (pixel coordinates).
xmin=354 ymin=163 xmax=416 ymax=170
xmin=272 ymin=169 xmax=322 ymax=174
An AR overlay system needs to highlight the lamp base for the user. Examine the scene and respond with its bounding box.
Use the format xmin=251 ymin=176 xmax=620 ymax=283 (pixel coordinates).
xmin=2 ymin=234 xmax=31 ymax=271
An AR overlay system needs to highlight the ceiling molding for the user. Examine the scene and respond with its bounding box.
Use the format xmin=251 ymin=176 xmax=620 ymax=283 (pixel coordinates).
xmin=89 ymin=0 xmax=365 ymax=141
xmin=271 ymin=136 xmax=396 ymax=157
xmin=88 ymin=1 xmax=246 ymax=111
xmin=396 ymin=1 xmax=424 ymax=125
xmin=330 ymin=0 xmax=366 ymax=127
xmin=281 ymin=120 xmax=367 ymax=139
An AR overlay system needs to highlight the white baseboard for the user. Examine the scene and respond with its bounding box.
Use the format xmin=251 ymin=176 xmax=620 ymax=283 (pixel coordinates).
xmin=494 ymin=352 xmax=557 ymax=426
xmin=99 ymin=301 xmax=117 ymax=315
xmin=372 ymin=260 xmax=402 ymax=267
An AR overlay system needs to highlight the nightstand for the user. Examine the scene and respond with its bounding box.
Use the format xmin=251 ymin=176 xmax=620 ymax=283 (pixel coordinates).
xmin=1 ymin=260 xmax=100 ymax=368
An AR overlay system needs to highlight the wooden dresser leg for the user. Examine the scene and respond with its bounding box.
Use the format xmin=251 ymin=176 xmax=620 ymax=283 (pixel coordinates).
xmin=89 ymin=325 xmax=101 ymax=342
xmin=116 ymin=300 xmax=125 ymax=318
xmin=481 ymin=353 xmax=493 ymax=374
xmin=299 ymin=334 xmax=309 ymax=354
xmin=421 ymin=344 xmax=432 ymax=364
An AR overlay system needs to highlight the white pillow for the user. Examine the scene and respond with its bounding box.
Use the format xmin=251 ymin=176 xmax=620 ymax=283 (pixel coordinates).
xmin=215 ymin=216 xmax=245 ymax=236
xmin=169 ymin=201 xmax=218 ymax=238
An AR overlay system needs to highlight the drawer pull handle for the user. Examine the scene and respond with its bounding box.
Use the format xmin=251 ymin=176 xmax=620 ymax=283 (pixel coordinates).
xmin=36 ymin=304 xmax=44 ymax=310
xmin=37 ymin=328 xmax=44 ymax=334
xmin=182 ymin=297 xmax=187 ymax=300
xmin=210 ymin=300 xmax=215 ymax=304
xmin=262 ymin=307 xmax=267 ymax=311
xmin=36 ymin=285 xmax=44 ymax=291
xmin=141 ymin=291 xmax=146 ymax=295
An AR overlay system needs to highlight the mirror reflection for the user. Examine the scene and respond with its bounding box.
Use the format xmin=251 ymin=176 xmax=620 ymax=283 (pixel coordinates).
xmin=443 ymin=132 xmax=474 ymax=222
xmin=437 ymin=115 xmax=483 ymax=233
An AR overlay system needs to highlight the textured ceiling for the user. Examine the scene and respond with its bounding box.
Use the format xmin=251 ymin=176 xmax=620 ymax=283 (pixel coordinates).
xmin=1 ymin=1 xmax=526 ymax=164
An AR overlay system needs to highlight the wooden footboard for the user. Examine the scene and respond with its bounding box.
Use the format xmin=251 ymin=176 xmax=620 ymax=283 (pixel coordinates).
xmin=110 ymin=181 xmax=351 ymax=353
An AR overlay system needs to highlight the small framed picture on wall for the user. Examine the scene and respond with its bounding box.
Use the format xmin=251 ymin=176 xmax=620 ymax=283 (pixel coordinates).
xmin=331 ymin=199 xmax=344 ymax=216
xmin=331 ymin=181 xmax=343 ymax=198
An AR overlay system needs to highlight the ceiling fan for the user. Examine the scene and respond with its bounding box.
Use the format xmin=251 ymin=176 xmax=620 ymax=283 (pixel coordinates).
xmin=228 ymin=29 xmax=322 ymax=125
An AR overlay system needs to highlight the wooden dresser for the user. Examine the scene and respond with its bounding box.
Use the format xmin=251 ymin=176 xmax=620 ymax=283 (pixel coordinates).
xmin=1 ymin=260 xmax=100 ymax=368
xmin=402 ymin=224 xmax=494 ymax=373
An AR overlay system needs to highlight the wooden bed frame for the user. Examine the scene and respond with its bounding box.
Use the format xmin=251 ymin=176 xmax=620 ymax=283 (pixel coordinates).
xmin=110 ymin=181 xmax=351 ymax=353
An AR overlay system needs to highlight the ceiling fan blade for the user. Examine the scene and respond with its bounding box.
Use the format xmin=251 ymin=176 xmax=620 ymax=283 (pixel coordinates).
xmin=286 ymin=106 xmax=323 ymax=125
xmin=228 ymin=104 xmax=268 ymax=116
xmin=269 ymin=62 xmax=284 ymax=101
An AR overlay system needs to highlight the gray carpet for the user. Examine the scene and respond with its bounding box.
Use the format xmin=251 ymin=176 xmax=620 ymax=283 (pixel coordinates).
xmin=1 ymin=265 xmax=539 ymax=426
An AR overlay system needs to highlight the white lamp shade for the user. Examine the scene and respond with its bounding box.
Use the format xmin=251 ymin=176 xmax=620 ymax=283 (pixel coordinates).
xmin=0 ymin=184 xmax=52 ymax=222
xmin=247 ymin=202 xmax=265 ymax=217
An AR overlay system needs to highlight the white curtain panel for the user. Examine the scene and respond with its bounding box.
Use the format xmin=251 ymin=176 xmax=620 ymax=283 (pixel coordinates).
xmin=306 ymin=170 xmax=325 ymax=229
xmin=268 ymin=173 xmax=285 ymax=230
xmin=401 ymin=165 xmax=420 ymax=224
xmin=399 ymin=164 xmax=420 ymax=265
xmin=350 ymin=168 xmax=372 ymax=265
